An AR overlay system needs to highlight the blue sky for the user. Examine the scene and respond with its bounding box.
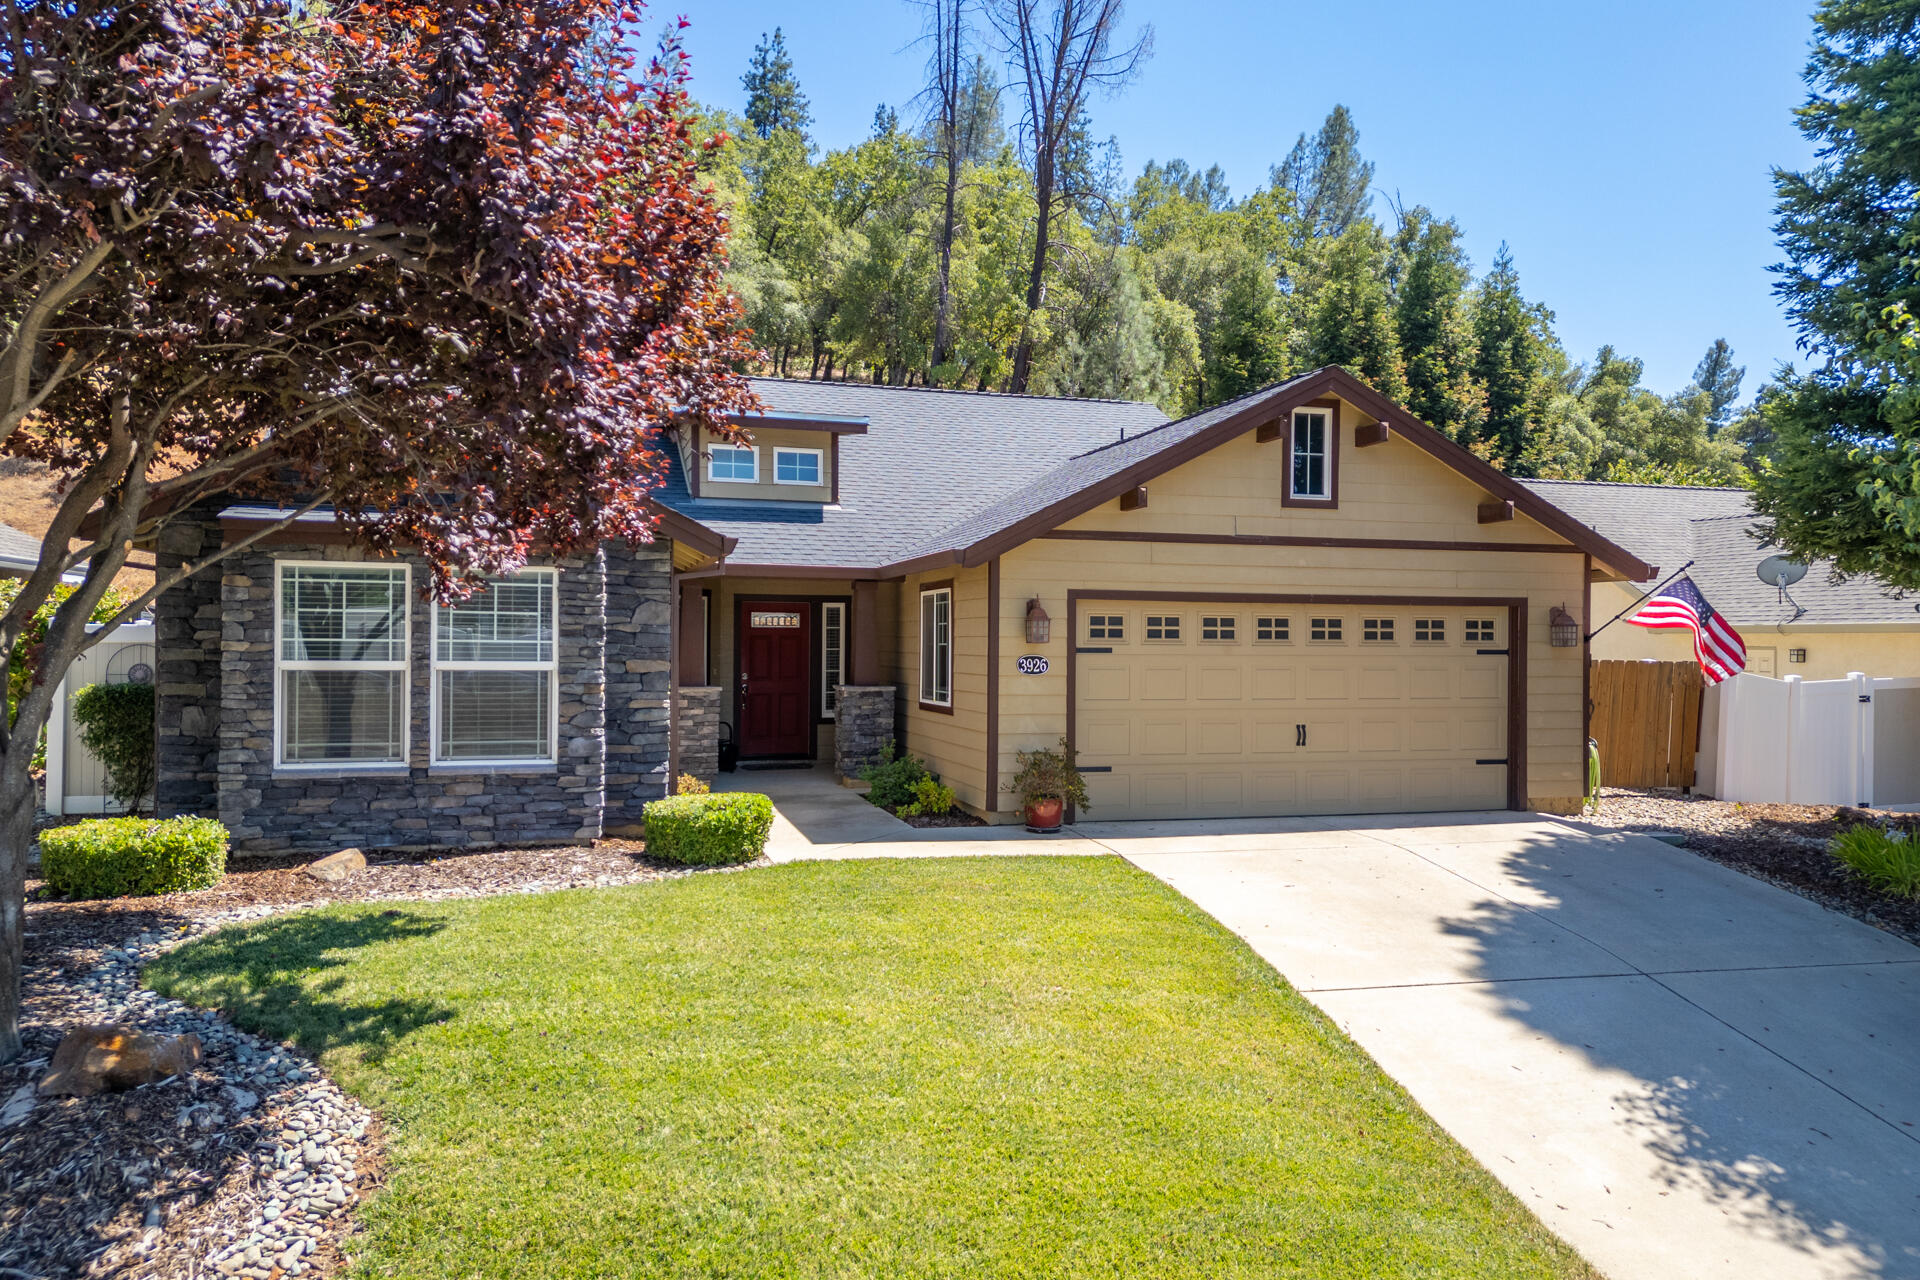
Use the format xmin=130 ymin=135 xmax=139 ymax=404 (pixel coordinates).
xmin=670 ymin=0 xmax=1818 ymax=397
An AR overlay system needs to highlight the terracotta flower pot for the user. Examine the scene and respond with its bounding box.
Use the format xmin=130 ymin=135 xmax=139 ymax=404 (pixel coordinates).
xmin=1024 ymin=796 xmax=1064 ymax=833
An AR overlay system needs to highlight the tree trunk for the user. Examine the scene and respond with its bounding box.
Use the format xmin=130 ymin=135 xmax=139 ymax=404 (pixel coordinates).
xmin=0 ymin=762 xmax=39 ymax=1061
xmin=1009 ymin=173 xmax=1054 ymax=394
xmin=932 ymin=143 xmax=960 ymax=371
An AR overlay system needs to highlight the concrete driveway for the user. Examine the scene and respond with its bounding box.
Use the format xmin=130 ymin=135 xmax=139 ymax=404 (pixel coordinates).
xmin=1084 ymin=813 xmax=1920 ymax=1280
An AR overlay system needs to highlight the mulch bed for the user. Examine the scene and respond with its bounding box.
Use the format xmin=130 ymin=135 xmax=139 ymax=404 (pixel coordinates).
xmin=1578 ymin=788 xmax=1920 ymax=946
xmin=897 ymin=811 xmax=989 ymax=829
xmin=7 ymin=840 xmax=702 ymax=1279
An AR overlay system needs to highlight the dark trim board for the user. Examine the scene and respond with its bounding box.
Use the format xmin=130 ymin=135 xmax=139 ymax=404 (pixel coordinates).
xmin=986 ymin=558 xmax=1001 ymax=812
xmin=1063 ymin=589 xmax=1531 ymax=817
xmin=1037 ymin=530 xmax=1587 ymax=556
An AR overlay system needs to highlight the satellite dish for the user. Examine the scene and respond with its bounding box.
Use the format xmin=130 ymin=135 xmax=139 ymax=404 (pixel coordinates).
xmin=1756 ymin=555 xmax=1807 ymax=588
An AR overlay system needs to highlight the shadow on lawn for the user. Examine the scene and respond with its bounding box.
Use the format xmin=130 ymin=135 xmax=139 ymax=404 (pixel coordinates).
xmin=150 ymin=908 xmax=455 ymax=1064
xmin=1437 ymin=829 xmax=1920 ymax=1277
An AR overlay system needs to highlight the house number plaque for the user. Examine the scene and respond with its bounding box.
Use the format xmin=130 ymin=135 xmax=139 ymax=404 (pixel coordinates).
xmin=1016 ymin=655 xmax=1049 ymax=675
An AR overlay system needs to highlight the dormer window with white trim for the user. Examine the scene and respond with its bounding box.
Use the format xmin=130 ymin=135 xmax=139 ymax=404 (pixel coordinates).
xmin=708 ymin=443 xmax=758 ymax=483
xmin=1290 ymin=409 xmax=1330 ymax=500
xmin=774 ymin=447 xmax=823 ymax=486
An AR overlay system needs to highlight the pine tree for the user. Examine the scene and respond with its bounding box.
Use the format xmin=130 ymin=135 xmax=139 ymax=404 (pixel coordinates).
xmin=1392 ymin=209 xmax=1485 ymax=443
xmin=1304 ymin=220 xmax=1406 ymax=401
xmin=1690 ymin=338 xmax=1745 ymax=429
xmin=1469 ymin=245 xmax=1551 ymax=470
xmin=1273 ymin=105 xmax=1374 ymax=238
xmin=1754 ymin=0 xmax=1920 ymax=588
xmin=743 ymin=28 xmax=812 ymax=139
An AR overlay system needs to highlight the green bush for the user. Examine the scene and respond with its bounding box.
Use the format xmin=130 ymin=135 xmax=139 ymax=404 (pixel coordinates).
xmin=858 ymin=742 xmax=929 ymax=811
xmin=897 ymin=776 xmax=956 ymax=819
xmin=40 ymin=816 xmax=229 ymax=900
xmin=71 ymin=681 xmax=156 ymax=811
xmin=642 ymin=793 xmax=774 ymax=866
xmin=1831 ymin=826 xmax=1920 ymax=900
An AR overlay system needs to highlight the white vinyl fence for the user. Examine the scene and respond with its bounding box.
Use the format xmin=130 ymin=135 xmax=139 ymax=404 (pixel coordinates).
xmin=1696 ymin=671 xmax=1920 ymax=809
xmin=43 ymin=620 xmax=155 ymax=816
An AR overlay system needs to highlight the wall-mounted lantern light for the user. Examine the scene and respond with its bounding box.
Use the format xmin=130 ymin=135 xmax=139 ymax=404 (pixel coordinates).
xmin=1025 ymin=597 xmax=1051 ymax=645
xmin=1548 ymin=605 xmax=1580 ymax=648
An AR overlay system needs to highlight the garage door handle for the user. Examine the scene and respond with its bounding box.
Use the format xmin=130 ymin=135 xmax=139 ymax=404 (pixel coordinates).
xmin=1296 ymin=724 xmax=1307 ymax=747
xmin=1475 ymin=758 xmax=1508 ymax=766
xmin=1078 ymin=765 xmax=1114 ymax=773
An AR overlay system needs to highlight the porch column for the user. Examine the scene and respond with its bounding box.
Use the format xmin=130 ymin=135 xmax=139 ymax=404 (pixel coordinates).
xmin=849 ymin=579 xmax=882 ymax=685
xmin=677 ymin=580 xmax=707 ymax=685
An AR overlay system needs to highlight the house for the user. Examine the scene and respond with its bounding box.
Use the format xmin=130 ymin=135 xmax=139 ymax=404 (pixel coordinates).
xmin=1519 ymin=479 xmax=1920 ymax=681
xmin=150 ymin=366 xmax=1655 ymax=854
xmin=0 ymin=520 xmax=41 ymax=576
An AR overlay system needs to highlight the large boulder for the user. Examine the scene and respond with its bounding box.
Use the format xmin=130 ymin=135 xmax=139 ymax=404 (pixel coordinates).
xmin=302 ymin=847 xmax=367 ymax=882
xmin=37 ymin=1025 xmax=204 ymax=1097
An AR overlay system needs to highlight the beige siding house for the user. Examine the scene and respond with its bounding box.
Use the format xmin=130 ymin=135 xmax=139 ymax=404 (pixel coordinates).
xmin=661 ymin=367 xmax=1653 ymax=822
xmin=1521 ymin=479 xmax=1920 ymax=682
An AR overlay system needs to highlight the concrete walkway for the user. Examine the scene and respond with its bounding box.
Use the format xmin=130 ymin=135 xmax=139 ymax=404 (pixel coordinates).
xmin=719 ymin=771 xmax=1920 ymax=1277
xmin=1106 ymin=812 xmax=1920 ymax=1280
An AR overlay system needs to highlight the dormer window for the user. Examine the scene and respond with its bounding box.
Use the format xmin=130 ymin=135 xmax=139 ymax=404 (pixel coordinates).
xmin=773 ymin=447 xmax=822 ymax=486
xmin=1290 ymin=410 xmax=1330 ymax=500
xmin=708 ymin=444 xmax=757 ymax=483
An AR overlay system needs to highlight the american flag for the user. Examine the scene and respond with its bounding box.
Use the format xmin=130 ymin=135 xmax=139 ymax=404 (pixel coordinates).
xmin=1626 ymin=575 xmax=1747 ymax=683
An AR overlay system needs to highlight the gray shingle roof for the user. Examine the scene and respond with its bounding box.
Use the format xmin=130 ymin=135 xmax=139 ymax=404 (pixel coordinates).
xmin=1519 ymin=478 xmax=1917 ymax=627
xmin=653 ymin=378 xmax=1168 ymax=568
xmin=0 ymin=520 xmax=40 ymax=573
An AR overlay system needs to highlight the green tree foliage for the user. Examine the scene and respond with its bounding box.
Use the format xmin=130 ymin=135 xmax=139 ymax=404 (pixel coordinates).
xmin=1524 ymin=347 xmax=1749 ymax=485
xmin=1753 ymin=0 xmax=1920 ymax=589
xmin=743 ymin=28 xmax=812 ymax=139
xmin=1691 ymin=338 xmax=1745 ymax=428
xmin=1273 ymin=105 xmax=1375 ymax=238
xmin=1392 ymin=209 xmax=1485 ymax=444
xmin=1303 ymin=220 xmax=1407 ymax=401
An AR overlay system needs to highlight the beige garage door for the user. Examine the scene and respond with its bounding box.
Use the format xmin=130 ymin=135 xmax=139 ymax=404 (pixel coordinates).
xmin=1074 ymin=601 xmax=1510 ymax=820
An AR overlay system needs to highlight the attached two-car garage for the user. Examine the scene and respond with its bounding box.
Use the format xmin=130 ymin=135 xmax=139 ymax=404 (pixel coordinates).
xmin=1072 ymin=596 xmax=1517 ymax=820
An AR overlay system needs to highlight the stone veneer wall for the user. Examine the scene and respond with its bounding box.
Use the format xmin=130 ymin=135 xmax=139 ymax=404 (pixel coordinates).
xmin=833 ymin=685 xmax=895 ymax=778
xmin=674 ymin=686 xmax=720 ymax=785
xmin=154 ymin=507 xmax=224 ymax=816
xmin=158 ymin=535 xmax=672 ymax=856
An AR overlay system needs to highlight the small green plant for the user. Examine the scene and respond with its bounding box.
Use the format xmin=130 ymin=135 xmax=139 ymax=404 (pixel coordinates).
xmin=1830 ymin=825 xmax=1920 ymax=900
xmin=896 ymin=776 xmax=957 ymax=819
xmin=1005 ymin=738 xmax=1090 ymax=812
xmin=71 ymin=681 xmax=156 ymax=811
xmin=642 ymin=792 xmax=774 ymax=866
xmin=40 ymin=816 xmax=229 ymax=900
xmin=675 ymin=772 xmax=711 ymax=795
xmin=857 ymin=741 xmax=929 ymax=811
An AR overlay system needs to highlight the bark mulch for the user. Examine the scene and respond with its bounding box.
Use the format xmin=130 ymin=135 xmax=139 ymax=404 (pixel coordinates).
xmin=1578 ymin=787 xmax=1920 ymax=946
xmin=8 ymin=840 xmax=697 ymax=1279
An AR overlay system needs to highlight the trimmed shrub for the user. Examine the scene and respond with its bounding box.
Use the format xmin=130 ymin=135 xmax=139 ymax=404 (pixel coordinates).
xmin=642 ymin=793 xmax=773 ymax=866
xmin=40 ymin=816 xmax=229 ymax=900
xmin=896 ymin=776 xmax=956 ymax=818
xmin=1831 ymin=826 xmax=1920 ymax=900
xmin=675 ymin=772 xmax=711 ymax=795
xmin=858 ymin=742 xmax=929 ymax=811
xmin=71 ymin=681 xmax=156 ymax=811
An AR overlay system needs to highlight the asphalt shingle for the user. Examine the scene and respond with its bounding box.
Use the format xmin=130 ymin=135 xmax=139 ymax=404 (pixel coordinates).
xmin=0 ymin=520 xmax=40 ymax=572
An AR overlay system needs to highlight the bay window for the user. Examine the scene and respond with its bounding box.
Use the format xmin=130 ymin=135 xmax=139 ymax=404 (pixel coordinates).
xmin=277 ymin=564 xmax=409 ymax=766
xmin=433 ymin=570 xmax=558 ymax=764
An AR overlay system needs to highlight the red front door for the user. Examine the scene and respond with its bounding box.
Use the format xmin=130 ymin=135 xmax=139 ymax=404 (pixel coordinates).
xmin=738 ymin=601 xmax=813 ymax=757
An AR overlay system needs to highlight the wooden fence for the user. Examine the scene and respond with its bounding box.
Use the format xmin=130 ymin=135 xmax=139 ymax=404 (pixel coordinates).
xmin=1589 ymin=660 xmax=1703 ymax=790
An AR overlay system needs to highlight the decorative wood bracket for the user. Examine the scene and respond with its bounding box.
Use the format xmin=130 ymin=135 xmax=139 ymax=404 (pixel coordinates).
xmin=1354 ymin=421 xmax=1390 ymax=448
xmin=1478 ymin=498 xmax=1516 ymax=524
xmin=1255 ymin=418 xmax=1284 ymax=444
xmin=1119 ymin=485 xmax=1149 ymax=511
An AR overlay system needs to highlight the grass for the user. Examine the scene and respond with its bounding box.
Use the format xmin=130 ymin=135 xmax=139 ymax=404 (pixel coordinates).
xmin=1831 ymin=825 xmax=1920 ymax=899
xmin=147 ymin=858 xmax=1596 ymax=1279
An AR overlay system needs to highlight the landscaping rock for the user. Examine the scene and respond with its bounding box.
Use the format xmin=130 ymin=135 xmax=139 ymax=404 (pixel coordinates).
xmin=302 ymin=848 xmax=367 ymax=882
xmin=37 ymin=1024 xmax=203 ymax=1096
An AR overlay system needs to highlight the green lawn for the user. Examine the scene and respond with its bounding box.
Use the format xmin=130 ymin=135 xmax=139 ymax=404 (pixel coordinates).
xmin=148 ymin=858 xmax=1596 ymax=1279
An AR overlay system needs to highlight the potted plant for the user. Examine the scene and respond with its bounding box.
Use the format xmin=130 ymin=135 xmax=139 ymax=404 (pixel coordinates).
xmin=1005 ymin=738 xmax=1090 ymax=833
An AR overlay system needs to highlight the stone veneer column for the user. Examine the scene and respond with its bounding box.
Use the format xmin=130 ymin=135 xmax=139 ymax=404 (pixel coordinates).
xmin=153 ymin=505 xmax=225 ymax=816
xmin=673 ymin=687 xmax=720 ymax=786
xmin=602 ymin=540 xmax=674 ymax=829
xmin=833 ymin=685 xmax=896 ymax=778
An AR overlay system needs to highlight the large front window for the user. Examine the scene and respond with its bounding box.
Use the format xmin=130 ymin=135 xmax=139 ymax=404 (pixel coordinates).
xmin=919 ymin=587 xmax=951 ymax=707
xmin=433 ymin=571 xmax=558 ymax=764
xmin=1290 ymin=409 xmax=1329 ymax=499
xmin=277 ymin=564 xmax=408 ymax=765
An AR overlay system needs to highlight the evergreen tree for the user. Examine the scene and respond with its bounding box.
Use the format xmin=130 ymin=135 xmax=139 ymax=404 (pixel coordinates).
xmin=1273 ymin=105 xmax=1374 ymax=238
xmin=1754 ymin=0 xmax=1920 ymax=588
xmin=743 ymin=28 xmax=812 ymax=139
xmin=1690 ymin=338 xmax=1745 ymax=429
xmin=1304 ymin=220 xmax=1406 ymax=401
xmin=1469 ymin=245 xmax=1551 ymax=470
xmin=872 ymin=103 xmax=900 ymax=138
xmin=1391 ymin=208 xmax=1485 ymax=443
xmin=956 ymin=54 xmax=1007 ymax=165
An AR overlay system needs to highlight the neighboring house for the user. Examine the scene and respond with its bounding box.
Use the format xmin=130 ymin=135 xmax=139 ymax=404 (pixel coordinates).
xmin=148 ymin=365 xmax=1655 ymax=854
xmin=1520 ymin=479 xmax=1920 ymax=681
xmin=0 ymin=519 xmax=40 ymax=576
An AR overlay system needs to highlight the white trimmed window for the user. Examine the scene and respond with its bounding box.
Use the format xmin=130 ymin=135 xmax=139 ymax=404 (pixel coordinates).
xmin=919 ymin=586 xmax=951 ymax=706
xmin=821 ymin=601 xmax=845 ymax=718
xmin=277 ymin=564 xmax=409 ymax=766
xmin=773 ymin=447 xmax=823 ymax=486
xmin=707 ymin=443 xmax=758 ymax=482
xmin=1290 ymin=409 xmax=1330 ymax=499
xmin=432 ymin=571 xmax=558 ymax=764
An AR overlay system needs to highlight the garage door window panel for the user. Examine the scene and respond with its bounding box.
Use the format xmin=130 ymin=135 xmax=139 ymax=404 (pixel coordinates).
xmin=1310 ymin=617 xmax=1343 ymax=643
xmin=1362 ymin=618 xmax=1396 ymax=643
xmin=1414 ymin=618 xmax=1446 ymax=643
xmin=1145 ymin=614 xmax=1182 ymax=642
xmin=1087 ymin=613 xmax=1126 ymax=642
xmin=1200 ymin=615 xmax=1237 ymax=642
xmin=1255 ymin=616 xmax=1290 ymax=643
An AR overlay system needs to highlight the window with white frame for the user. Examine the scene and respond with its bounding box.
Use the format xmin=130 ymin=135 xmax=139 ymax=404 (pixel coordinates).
xmin=821 ymin=601 xmax=845 ymax=718
xmin=1290 ymin=409 xmax=1330 ymax=499
xmin=919 ymin=587 xmax=951 ymax=706
xmin=433 ymin=571 xmax=558 ymax=764
xmin=707 ymin=443 xmax=758 ymax=482
xmin=773 ymin=447 xmax=823 ymax=486
xmin=277 ymin=564 xmax=409 ymax=765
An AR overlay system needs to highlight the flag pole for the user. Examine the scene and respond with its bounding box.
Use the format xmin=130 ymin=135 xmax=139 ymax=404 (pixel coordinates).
xmin=1585 ymin=559 xmax=1696 ymax=642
